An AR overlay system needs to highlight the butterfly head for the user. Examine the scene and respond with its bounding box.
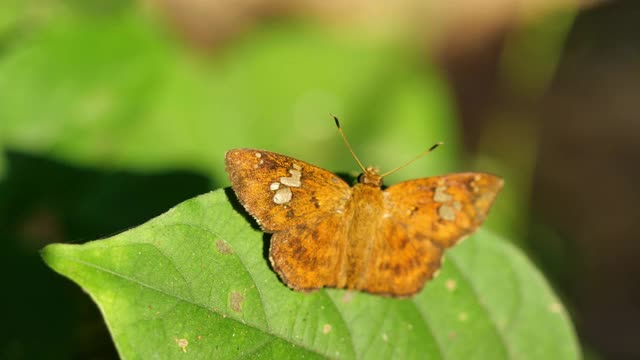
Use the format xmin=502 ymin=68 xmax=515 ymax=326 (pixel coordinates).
xmin=358 ymin=166 xmax=383 ymax=187
xmin=333 ymin=115 xmax=442 ymax=189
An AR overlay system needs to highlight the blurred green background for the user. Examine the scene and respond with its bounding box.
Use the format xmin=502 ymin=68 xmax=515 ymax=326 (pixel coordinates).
xmin=1 ymin=0 xmax=638 ymax=359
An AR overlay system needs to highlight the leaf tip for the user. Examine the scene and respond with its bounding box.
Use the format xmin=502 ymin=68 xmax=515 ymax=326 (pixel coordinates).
xmin=40 ymin=243 xmax=69 ymax=271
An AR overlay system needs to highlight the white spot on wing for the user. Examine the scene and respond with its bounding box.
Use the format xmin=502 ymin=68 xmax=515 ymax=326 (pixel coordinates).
xmin=434 ymin=186 xmax=453 ymax=202
xmin=280 ymin=164 xmax=302 ymax=187
xmin=439 ymin=204 xmax=456 ymax=221
xmin=273 ymin=187 xmax=292 ymax=204
xmin=280 ymin=177 xmax=301 ymax=187
xmin=270 ymin=163 xmax=303 ymax=204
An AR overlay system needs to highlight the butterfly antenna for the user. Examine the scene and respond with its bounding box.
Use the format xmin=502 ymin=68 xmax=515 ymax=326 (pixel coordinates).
xmin=379 ymin=142 xmax=444 ymax=178
xmin=332 ymin=115 xmax=367 ymax=173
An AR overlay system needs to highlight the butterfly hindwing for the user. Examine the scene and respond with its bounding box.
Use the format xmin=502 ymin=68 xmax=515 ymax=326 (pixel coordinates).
xmin=364 ymin=222 xmax=444 ymax=296
xmin=225 ymin=149 xmax=351 ymax=232
xmin=269 ymin=212 xmax=348 ymax=291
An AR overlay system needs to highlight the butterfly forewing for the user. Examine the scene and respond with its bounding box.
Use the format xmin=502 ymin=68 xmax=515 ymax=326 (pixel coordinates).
xmin=225 ymin=149 xmax=351 ymax=232
xmin=383 ymin=173 xmax=503 ymax=249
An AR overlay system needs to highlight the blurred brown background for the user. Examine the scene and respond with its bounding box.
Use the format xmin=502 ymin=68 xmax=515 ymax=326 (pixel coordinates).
xmin=440 ymin=2 xmax=640 ymax=359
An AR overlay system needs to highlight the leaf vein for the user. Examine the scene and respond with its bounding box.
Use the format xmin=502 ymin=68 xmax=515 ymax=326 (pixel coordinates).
xmin=58 ymin=254 xmax=328 ymax=358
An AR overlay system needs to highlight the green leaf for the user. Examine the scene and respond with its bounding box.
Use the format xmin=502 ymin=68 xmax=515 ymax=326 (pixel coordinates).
xmin=42 ymin=189 xmax=580 ymax=359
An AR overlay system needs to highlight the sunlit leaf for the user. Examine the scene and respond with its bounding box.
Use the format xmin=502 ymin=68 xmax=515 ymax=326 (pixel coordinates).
xmin=43 ymin=189 xmax=580 ymax=359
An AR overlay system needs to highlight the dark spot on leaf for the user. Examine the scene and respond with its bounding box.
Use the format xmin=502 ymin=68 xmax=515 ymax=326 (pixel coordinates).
xmin=229 ymin=291 xmax=244 ymax=312
xmin=215 ymin=239 xmax=233 ymax=255
xmin=341 ymin=291 xmax=355 ymax=303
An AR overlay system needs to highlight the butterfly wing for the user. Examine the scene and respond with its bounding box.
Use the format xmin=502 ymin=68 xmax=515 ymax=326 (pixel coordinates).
xmin=225 ymin=148 xmax=351 ymax=232
xmin=363 ymin=173 xmax=503 ymax=296
xmin=385 ymin=173 xmax=503 ymax=248
xmin=226 ymin=148 xmax=353 ymax=291
xmin=269 ymin=212 xmax=349 ymax=291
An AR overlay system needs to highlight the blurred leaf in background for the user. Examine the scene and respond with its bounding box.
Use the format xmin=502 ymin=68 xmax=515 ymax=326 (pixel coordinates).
xmin=0 ymin=9 xmax=456 ymax=181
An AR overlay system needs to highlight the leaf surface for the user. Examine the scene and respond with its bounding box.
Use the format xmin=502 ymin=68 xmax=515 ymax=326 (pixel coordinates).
xmin=43 ymin=189 xmax=579 ymax=359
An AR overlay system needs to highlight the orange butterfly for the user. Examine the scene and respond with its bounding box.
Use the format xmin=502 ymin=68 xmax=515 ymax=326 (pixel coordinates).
xmin=225 ymin=117 xmax=503 ymax=297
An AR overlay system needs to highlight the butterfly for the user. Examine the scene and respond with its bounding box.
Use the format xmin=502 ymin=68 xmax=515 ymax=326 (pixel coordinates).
xmin=225 ymin=118 xmax=503 ymax=297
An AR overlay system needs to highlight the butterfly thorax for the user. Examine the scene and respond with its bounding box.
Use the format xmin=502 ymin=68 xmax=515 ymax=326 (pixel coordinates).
xmin=358 ymin=166 xmax=383 ymax=187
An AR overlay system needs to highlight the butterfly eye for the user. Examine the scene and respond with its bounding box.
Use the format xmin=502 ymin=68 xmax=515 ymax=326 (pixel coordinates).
xmin=357 ymin=173 xmax=366 ymax=184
